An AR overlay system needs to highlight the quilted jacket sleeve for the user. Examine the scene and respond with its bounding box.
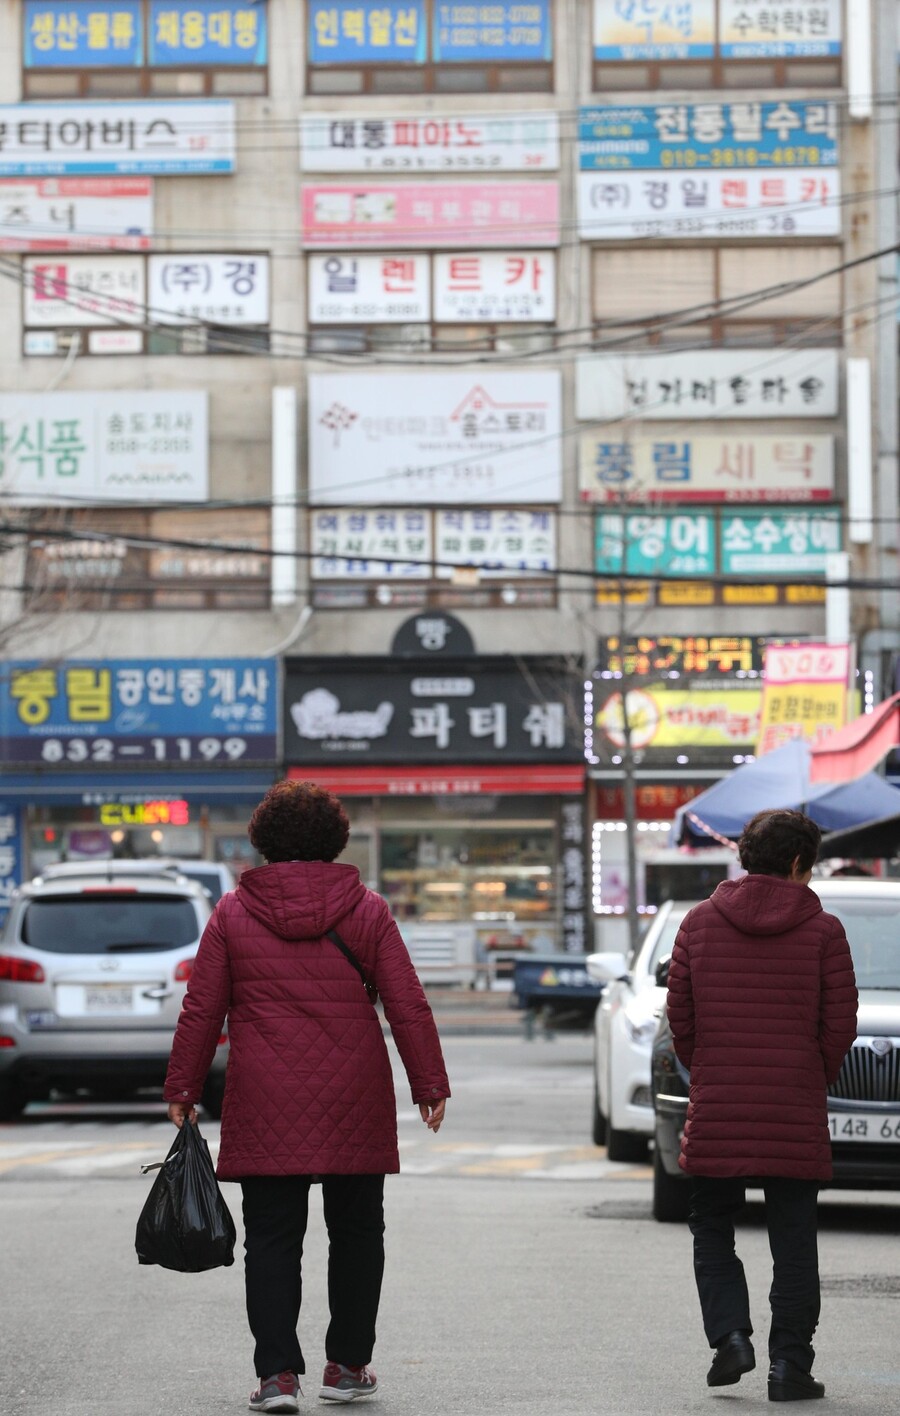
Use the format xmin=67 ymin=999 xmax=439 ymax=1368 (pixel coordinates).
xmin=163 ymin=901 xmax=232 ymax=1104
xmin=818 ymin=915 xmax=858 ymax=1085
xmin=667 ymin=919 xmax=695 ymax=1071
xmin=371 ymin=901 xmax=451 ymax=1106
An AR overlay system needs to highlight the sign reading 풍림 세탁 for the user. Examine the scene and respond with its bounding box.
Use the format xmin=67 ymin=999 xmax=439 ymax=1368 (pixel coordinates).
xmin=0 ymin=102 xmax=236 ymax=176
xmin=0 ymin=659 xmax=277 ymax=766
xmin=0 ymin=391 xmax=208 ymax=502
xmin=300 ymin=113 xmax=559 ymax=172
xmin=579 ymin=435 xmax=835 ymax=504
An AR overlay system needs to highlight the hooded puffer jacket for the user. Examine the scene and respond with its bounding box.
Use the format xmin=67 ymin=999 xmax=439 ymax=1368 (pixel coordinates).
xmin=667 ymin=875 xmax=857 ymax=1181
xmin=163 ymin=861 xmax=450 ymax=1179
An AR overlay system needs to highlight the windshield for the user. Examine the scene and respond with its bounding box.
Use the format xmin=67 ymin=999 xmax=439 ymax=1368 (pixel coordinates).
xmin=177 ymin=867 xmax=223 ymax=904
xmin=646 ymin=909 xmax=692 ymax=974
xmin=817 ymin=897 xmax=900 ymax=990
xmin=21 ymin=895 xmax=200 ymax=954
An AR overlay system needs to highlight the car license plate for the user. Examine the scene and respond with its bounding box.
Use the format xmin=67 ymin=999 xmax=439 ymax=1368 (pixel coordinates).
xmin=26 ymin=1010 xmax=57 ymax=1029
xmin=828 ymin=1112 xmax=900 ymax=1143
xmin=83 ymin=985 xmax=134 ymax=1014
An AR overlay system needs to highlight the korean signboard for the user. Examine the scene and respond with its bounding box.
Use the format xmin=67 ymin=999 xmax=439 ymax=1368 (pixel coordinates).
xmin=576 ymin=350 xmax=839 ymax=421
xmin=0 ymin=659 xmax=277 ymax=766
xmin=0 ymin=804 xmax=24 ymax=922
xmin=23 ymin=253 xmax=144 ymax=326
xmin=593 ymin=0 xmax=715 ymax=59
xmin=578 ymin=168 xmax=840 ymax=239
xmin=0 ymin=391 xmax=208 ymax=503
xmin=719 ymin=0 xmax=841 ymax=56
xmin=147 ymin=0 xmax=267 ymax=65
xmin=309 ymin=371 xmax=562 ymax=505
xmin=757 ymin=642 xmax=849 ymax=753
xmin=596 ymin=685 xmax=762 ymax=750
xmin=578 ymin=102 xmax=838 ymax=170
xmin=24 ymin=1 xmax=144 ymax=66
xmin=300 ymin=113 xmax=559 ymax=172
xmin=435 ymin=509 xmax=555 ymax=576
xmin=580 ymin=435 xmax=835 ymax=503
xmin=596 ymin=509 xmax=842 ymax=575
xmin=308 ymin=253 xmax=431 ymax=323
xmin=434 ymin=252 xmax=555 ymax=321
xmin=311 ymin=509 xmax=432 ymax=579
xmin=148 ymin=254 xmax=268 ymax=324
xmin=0 ymin=102 xmax=236 ymax=177
xmin=301 ymin=182 xmax=560 ymax=248
xmin=433 ymin=2 xmax=552 ymax=60
xmin=597 ymin=636 xmax=769 ymax=678
xmin=283 ymin=657 xmax=583 ymax=765
xmin=0 ymin=177 xmax=153 ymax=252
xmin=308 ymin=0 xmax=427 ymax=63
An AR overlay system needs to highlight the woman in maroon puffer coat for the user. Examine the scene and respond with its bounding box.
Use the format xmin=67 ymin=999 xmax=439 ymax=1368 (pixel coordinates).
xmin=164 ymin=780 xmax=450 ymax=1414
xmin=668 ymin=808 xmax=856 ymax=1404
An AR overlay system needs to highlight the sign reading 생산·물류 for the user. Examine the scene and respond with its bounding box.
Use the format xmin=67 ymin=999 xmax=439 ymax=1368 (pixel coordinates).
xmin=0 ymin=391 xmax=208 ymax=502
xmin=0 ymin=102 xmax=236 ymax=176
xmin=309 ymin=372 xmax=562 ymax=505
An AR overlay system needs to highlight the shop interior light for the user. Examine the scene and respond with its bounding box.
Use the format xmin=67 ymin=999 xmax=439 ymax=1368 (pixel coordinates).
xmin=423 ymin=881 xmax=465 ymax=894
xmin=109 ymin=830 xmax=125 ymax=845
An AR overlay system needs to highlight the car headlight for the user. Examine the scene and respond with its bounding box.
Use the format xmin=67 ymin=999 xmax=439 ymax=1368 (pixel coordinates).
xmin=623 ymin=1014 xmax=658 ymax=1046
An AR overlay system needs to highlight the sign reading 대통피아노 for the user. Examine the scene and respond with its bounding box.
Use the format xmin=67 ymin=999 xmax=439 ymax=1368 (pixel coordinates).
xmin=0 ymin=659 xmax=277 ymax=765
xmin=300 ymin=113 xmax=559 ymax=172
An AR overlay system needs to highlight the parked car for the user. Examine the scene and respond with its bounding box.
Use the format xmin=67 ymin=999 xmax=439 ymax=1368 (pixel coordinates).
xmin=586 ymin=901 xmax=697 ymax=1161
xmin=0 ymin=863 xmax=226 ymax=1121
xmin=651 ymin=879 xmax=900 ymax=1221
xmin=40 ymin=857 xmax=237 ymax=904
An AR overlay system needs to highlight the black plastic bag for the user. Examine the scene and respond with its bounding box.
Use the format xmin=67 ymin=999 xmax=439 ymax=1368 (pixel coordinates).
xmin=136 ymin=1120 xmax=236 ymax=1272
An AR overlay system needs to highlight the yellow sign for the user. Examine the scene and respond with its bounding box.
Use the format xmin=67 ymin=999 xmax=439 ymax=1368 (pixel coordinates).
xmin=596 ymin=686 xmax=761 ymax=750
xmin=722 ymin=584 xmax=778 ymax=604
xmin=785 ymin=585 xmax=827 ymax=604
xmin=595 ymin=579 xmax=651 ymax=604
xmin=658 ymin=582 xmax=715 ymax=606
xmin=757 ymin=643 xmax=849 ymax=754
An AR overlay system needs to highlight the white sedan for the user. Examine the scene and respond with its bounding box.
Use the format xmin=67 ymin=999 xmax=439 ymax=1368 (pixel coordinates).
xmin=587 ymin=901 xmax=695 ymax=1161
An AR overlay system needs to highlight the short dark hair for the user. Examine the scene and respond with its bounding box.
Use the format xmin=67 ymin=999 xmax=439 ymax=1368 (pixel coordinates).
xmin=248 ymin=780 xmax=350 ymax=864
xmin=737 ymin=809 xmax=821 ymax=878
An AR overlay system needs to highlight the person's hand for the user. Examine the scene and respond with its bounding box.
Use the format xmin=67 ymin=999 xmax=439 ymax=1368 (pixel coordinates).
xmin=419 ymin=1098 xmax=446 ymax=1133
xmin=167 ymin=1100 xmax=198 ymax=1128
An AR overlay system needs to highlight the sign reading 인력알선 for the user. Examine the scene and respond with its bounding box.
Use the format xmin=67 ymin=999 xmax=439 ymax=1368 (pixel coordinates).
xmin=757 ymin=642 xmax=850 ymax=754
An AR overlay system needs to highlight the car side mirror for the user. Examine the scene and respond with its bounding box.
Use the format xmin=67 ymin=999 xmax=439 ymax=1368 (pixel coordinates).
xmin=585 ymin=951 xmax=631 ymax=985
xmin=655 ymin=954 xmax=671 ymax=988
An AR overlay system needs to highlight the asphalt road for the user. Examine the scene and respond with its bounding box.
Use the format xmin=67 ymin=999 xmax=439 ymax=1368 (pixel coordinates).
xmin=1 ymin=1035 xmax=899 ymax=1416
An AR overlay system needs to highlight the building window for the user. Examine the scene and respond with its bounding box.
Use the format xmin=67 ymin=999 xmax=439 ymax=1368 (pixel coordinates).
xmin=591 ymin=0 xmax=841 ymax=90
xmin=22 ymin=0 xmax=268 ymax=98
xmin=307 ymin=0 xmax=553 ymax=94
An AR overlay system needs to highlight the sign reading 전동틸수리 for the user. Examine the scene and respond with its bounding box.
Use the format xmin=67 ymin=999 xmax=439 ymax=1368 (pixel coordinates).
xmin=0 ymin=659 xmax=277 ymax=765
xmin=578 ymin=101 xmax=838 ymax=169
xmin=0 ymin=390 xmax=208 ymax=502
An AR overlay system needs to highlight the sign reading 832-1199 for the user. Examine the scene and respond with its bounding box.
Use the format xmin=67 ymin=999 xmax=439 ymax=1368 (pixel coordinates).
xmin=0 ymin=658 xmax=277 ymax=765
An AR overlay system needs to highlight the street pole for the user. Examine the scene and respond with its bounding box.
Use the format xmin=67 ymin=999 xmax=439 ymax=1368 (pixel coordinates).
xmin=617 ymin=583 xmax=641 ymax=960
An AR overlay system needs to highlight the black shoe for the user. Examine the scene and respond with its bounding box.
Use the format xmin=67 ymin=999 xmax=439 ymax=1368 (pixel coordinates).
xmin=707 ymin=1330 xmax=756 ymax=1387
xmin=768 ymin=1361 xmax=825 ymax=1402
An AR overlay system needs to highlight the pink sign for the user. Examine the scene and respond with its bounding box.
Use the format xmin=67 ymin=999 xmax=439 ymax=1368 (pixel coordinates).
xmin=0 ymin=177 xmax=153 ymax=252
xmin=301 ymin=182 xmax=560 ymax=249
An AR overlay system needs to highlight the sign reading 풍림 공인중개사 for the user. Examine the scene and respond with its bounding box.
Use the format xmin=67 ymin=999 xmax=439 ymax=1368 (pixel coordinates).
xmin=0 ymin=102 xmax=236 ymax=176
xmin=299 ymin=112 xmax=559 ymax=172
xmin=0 ymin=659 xmax=277 ymax=766
xmin=578 ymin=434 xmax=835 ymax=504
xmin=0 ymin=390 xmax=208 ymax=502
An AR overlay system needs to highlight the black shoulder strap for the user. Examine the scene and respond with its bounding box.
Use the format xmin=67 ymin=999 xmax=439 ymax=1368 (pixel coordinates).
xmin=326 ymin=928 xmax=378 ymax=1005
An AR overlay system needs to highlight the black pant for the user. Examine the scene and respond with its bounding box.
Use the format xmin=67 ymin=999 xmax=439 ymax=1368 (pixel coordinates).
xmin=240 ymin=1174 xmax=385 ymax=1379
xmin=689 ymin=1176 xmax=820 ymax=1373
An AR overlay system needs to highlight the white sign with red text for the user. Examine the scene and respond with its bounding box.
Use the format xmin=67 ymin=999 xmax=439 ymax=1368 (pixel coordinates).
xmin=300 ymin=113 xmax=560 ymax=173
xmin=0 ymin=177 xmax=153 ymax=252
xmin=308 ymin=252 xmax=430 ymax=323
xmin=433 ymin=251 xmax=555 ymax=322
xmin=23 ymin=253 xmax=145 ymax=326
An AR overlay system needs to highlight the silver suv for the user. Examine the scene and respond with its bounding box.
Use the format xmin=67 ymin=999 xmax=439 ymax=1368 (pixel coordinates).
xmin=0 ymin=863 xmax=225 ymax=1120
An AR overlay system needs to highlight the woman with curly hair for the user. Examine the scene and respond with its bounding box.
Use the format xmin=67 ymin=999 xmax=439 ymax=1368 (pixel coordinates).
xmin=164 ymin=779 xmax=450 ymax=1413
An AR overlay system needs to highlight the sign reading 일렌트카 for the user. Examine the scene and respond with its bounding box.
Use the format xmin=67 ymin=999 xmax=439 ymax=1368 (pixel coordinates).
xmin=0 ymin=102 xmax=236 ymax=176
xmin=0 ymin=659 xmax=277 ymax=766
xmin=575 ymin=350 xmax=839 ymax=421
xmin=0 ymin=391 xmax=208 ymax=502
xmin=308 ymin=372 xmax=562 ymax=505
xmin=300 ymin=113 xmax=559 ymax=172
xmin=283 ymin=657 xmax=583 ymax=764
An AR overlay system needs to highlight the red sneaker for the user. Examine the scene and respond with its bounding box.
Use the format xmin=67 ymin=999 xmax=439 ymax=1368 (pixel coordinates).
xmin=319 ymin=1362 xmax=378 ymax=1402
xmin=249 ymin=1370 xmax=301 ymax=1412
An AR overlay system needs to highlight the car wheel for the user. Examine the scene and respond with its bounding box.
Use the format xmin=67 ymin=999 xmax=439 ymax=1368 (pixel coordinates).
xmin=0 ymin=1081 xmax=28 ymax=1122
xmin=652 ymin=1144 xmax=690 ymax=1222
xmin=606 ymin=1123 xmax=649 ymax=1163
xmin=592 ymin=1076 xmax=607 ymax=1146
xmin=201 ymin=1080 xmax=225 ymax=1120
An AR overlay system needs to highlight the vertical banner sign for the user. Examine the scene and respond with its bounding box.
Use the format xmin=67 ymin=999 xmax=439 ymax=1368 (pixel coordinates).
xmin=0 ymin=804 xmax=24 ymax=922
xmin=308 ymin=0 xmax=427 ymax=63
xmin=560 ymin=798 xmax=587 ymax=954
xmin=757 ymin=642 xmax=850 ymax=754
xmin=24 ymin=0 xmax=143 ymax=66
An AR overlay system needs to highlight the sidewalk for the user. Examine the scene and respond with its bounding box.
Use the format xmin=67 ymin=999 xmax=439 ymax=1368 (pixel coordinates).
xmin=421 ymin=985 xmax=525 ymax=1036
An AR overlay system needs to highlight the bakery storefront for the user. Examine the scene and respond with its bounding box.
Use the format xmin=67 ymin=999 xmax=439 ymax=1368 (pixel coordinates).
xmin=0 ymin=657 xmax=278 ymax=899
xmin=283 ymin=652 xmax=587 ymax=982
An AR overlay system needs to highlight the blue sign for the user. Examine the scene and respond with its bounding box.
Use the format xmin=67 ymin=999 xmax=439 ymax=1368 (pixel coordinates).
xmin=0 ymin=660 xmax=278 ymax=766
xmin=595 ymin=513 xmax=715 ymax=577
xmin=149 ymin=0 xmax=268 ymax=66
xmin=433 ymin=2 xmax=552 ymax=61
xmin=579 ymin=101 xmax=839 ymax=170
xmin=308 ymin=1 xmax=427 ymax=63
xmin=0 ymin=803 xmax=24 ymax=922
xmin=24 ymin=0 xmax=143 ymax=68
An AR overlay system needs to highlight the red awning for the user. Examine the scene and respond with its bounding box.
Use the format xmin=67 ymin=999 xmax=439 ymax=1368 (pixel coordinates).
xmin=286 ymin=764 xmax=585 ymax=795
xmin=809 ymin=693 xmax=900 ymax=785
